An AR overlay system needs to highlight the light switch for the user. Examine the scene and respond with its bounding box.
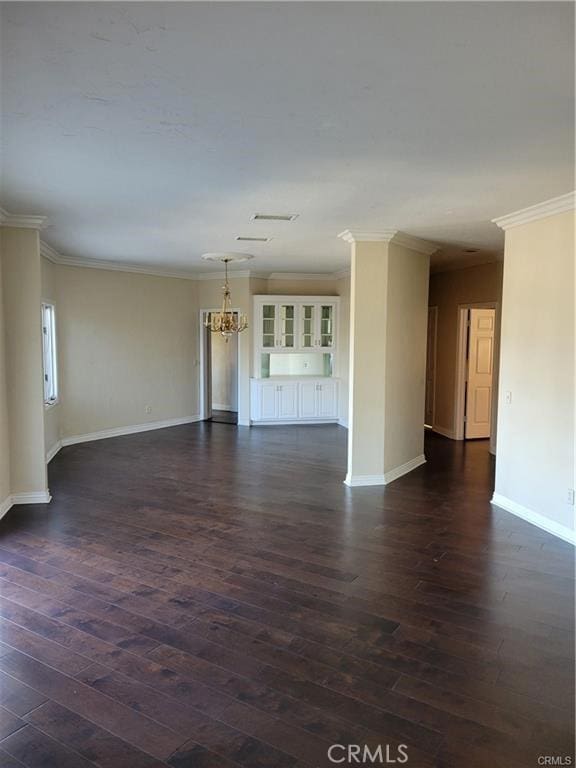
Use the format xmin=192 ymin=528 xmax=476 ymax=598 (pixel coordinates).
xmin=505 ymin=391 xmax=512 ymax=404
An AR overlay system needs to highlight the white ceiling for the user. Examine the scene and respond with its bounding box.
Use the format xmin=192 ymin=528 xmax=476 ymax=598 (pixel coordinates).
xmin=1 ymin=2 xmax=574 ymax=274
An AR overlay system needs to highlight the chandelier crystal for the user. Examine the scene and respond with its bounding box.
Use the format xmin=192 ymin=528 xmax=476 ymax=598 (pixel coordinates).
xmin=205 ymin=257 xmax=248 ymax=340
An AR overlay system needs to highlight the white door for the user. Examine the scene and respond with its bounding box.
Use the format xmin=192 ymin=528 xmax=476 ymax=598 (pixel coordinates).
xmin=465 ymin=308 xmax=495 ymax=439
xmin=425 ymin=307 xmax=437 ymax=426
xmin=260 ymin=383 xmax=278 ymax=420
xmin=299 ymin=382 xmax=317 ymax=418
xmin=277 ymin=383 xmax=298 ymax=419
xmin=317 ymin=380 xmax=337 ymax=418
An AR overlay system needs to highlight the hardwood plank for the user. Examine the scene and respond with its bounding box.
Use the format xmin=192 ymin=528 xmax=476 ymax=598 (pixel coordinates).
xmin=0 ymin=425 xmax=572 ymax=768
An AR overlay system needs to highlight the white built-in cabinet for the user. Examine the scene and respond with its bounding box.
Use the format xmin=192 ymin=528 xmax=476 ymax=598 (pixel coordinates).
xmin=251 ymin=379 xmax=338 ymax=423
xmin=251 ymin=295 xmax=340 ymax=425
xmin=256 ymin=297 xmax=337 ymax=352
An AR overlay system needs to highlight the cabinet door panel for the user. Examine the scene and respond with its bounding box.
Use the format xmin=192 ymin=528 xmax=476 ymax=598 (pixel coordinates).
xmin=299 ymin=382 xmax=317 ymax=418
xmin=317 ymin=381 xmax=337 ymax=418
xmin=279 ymin=304 xmax=296 ymax=348
xmin=300 ymin=304 xmax=316 ymax=349
xmin=260 ymin=383 xmax=278 ymax=419
xmin=277 ymin=383 xmax=298 ymax=419
xmin=261 ymin=304 xmax=277 ymax=348
xmin=318 ymin=304 xmax=335 ymax=348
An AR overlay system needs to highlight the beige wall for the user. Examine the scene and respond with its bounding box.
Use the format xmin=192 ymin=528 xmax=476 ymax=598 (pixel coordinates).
xmin=495 ymin=209 xmax=575 ymax=540
xmin=428 ymin=262 xmax=503 ymax=437
xmin=56 ymin=265 xmax=199 ymax=438
xmin=384 ymin=244 xmax=430 ymax=473
xmin=41 ymin=257 xmax=61 ymax=455
xmin=1 ymin=228 xmax=48 ymax=497
xmin=0 ymin=236 xmax=11 ymax=505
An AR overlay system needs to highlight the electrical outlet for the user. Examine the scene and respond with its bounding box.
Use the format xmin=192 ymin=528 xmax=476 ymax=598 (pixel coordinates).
xmin=568 ymin=489 xmax=575 ymax=506
xmin=145 ymin=405 xmax=152 ymax=414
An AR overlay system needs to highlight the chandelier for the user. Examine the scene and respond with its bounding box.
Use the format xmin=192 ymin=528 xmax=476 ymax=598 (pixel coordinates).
xmin=202 ymin=253 xmax=251 ymax=340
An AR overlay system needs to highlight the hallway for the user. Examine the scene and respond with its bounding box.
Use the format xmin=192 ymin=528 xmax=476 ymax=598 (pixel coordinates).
xmin=0 ymin=425 xmax=573 ymax=767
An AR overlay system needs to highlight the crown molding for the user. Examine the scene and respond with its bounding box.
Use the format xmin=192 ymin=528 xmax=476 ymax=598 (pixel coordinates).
xmin=338 ymin=229 xmax=397 ymax=243
xmin=267 ymin=272 xmax=337 ymax=281
xmin=338 ymin=229 xmax=438 ymax=255
xmin=0 ymin=206 xmax=48 ymax=230
xmin=39 ymin=241 xmax=347 ymax=282
xmin=492 ymin=191 xmax=576 ymax=230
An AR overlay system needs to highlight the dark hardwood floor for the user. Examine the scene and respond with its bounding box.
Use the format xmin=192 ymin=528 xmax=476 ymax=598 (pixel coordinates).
xmin=0 ymin=424 xmax=573 ymax=767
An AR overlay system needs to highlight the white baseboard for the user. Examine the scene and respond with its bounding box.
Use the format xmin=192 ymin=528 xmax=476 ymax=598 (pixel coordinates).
xmin=46 ymin=440 xmax=62 ymax=463
xmin=251 ymin=419 xmax=339 ymax=427
xmin=344 ymin=473 xmax=387 ymax=487
xmin=61 ymin=415 xmax=202 ymax=447
xmin=432 ymin=425 xmax=458 ymax=440
xmin=0 ymin=495 xmax=13 ymax=520
xmin=1 ymin=491 xmax=52 ymax=519
xmin=338 ymin=419 xmax=348 ymax=429
xmin=237 ymin=417 xmax=251 ymax=426
xmin=491 ymin=493 xmax=576 ymax=545
xmin=384 ymin=454 xmax=427 ymax=485
xmin=345 ymin=454 xmax=426 ymax=487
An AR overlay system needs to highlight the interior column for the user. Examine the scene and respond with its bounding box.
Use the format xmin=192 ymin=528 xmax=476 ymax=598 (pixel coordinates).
xmin=1 ymin=225 xmax=50 ymax=502
xmin=339 ymin=230 xmax=436 ymax=486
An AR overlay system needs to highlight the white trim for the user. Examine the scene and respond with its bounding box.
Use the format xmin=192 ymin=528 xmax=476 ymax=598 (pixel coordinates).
xmin=492 ymin=191 xmax=575 ymax=230
xmin=238 ymin=417 xmax=251 ymax=427
xmin=338 ymin=418 xmax=348 ymax=429
xmin=251 ymin=419 xmax=339 ymax=426
xmin=384 ymin=455 xmax=427 ymax=485
xmin=338 ymin=229 xmax=438 ymax=255
xmin=0 ymin=496 xmax=13 ymax=520
xmin=0 ymin=206 xmax=48 ymax=229
xmin=267 ymin=272 xmax=337 ymax=281
xmin=40 ymin=242 xmax=347 ymax=283
xmin=344 ymin=474 xmax=386 ymax=487
xmin=46 ymin=441 xmax=62 ymax=463
xmin=11 ymin=492 xmax=52 ymax=505
xmin=338 ymin=229 xmax=398 ymax=243
xmin=61 ymin=416 xmax=202 ymax=447
xmin=432 ymin=425 xmax=458 ymax=440
xmin=491 ymin=493 xmax=576 ymax=545
xmin=344 ymin=455 xmax=426 ymax=487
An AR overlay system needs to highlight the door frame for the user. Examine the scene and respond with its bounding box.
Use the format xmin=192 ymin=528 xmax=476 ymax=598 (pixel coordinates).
xmin=199 ymin=308 xmax=242 ymax=422
xmin=454 ymin=302 xmax=498 ymax=441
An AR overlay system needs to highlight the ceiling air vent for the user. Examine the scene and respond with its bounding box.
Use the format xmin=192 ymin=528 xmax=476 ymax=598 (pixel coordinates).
xmin=251 ymin=213 xmax=299 ymax=222
xmin=235 ymin=236 xmax=271 ymax=242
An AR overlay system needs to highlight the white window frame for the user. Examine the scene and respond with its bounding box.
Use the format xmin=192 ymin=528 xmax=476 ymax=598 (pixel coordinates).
xmin=41 ymin=302 xmax=58 ymax=407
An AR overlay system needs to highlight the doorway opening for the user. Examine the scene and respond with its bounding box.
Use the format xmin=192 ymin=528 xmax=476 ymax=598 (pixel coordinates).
xmin=200 ymin=310 xmax=239 ymax=425
xmin=455 ymin=305 xmax=496 ymax=440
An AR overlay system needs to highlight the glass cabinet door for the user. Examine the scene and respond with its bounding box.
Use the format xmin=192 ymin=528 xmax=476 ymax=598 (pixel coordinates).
xmin=279 ymin=304 xmax=295 ymax=348
xmin=261 ymin=304 xmax=276 ymax=348
xmin=300 ymin=304 xmax=316 ymax=348
xmin=319 ymin=304 xmax=334 ymax=347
